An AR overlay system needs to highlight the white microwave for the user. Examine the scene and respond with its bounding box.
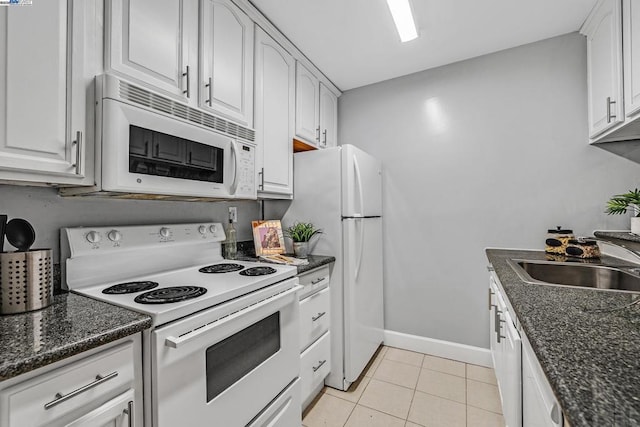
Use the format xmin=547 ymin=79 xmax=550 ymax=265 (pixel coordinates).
xmin=61 ymin=74 xmax=256 ymax=201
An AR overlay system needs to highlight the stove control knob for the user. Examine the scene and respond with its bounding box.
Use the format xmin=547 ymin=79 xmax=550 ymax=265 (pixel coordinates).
xmin=85 ymin=231 xmax=101 ymax=244
xmin=198 ymin=225 xmax=207 ymax=235
xmin=107 ymin=230 xmax=122 ymax=242
xmin=209 ymin=225 xmax=218 ymax=235
xmin=159 ymin=227 xmax=171 ymax=238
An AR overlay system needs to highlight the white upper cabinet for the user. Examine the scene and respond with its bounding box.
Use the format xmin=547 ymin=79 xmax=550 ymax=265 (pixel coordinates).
xmin=254 ymin=26 xmax=294 ymax=198
xmin=582 ymin=0 xmax=623 ymax=138
xmin=107 ymin=0 xmax=198 ymax=104
xmin=200 ymin=0 xmax=254 ymax=126
xmin=319 ymin=83 xmax=338 ymax=148
xmin=295 ymin=62 xmax=339 ymax=148
xmin=295 ymin=62 xmax=321 ymax=145
xmin=624 ymin=0 xmax=640 ymax=118
xmin=0 ymin=0 xmax=93 ymax=185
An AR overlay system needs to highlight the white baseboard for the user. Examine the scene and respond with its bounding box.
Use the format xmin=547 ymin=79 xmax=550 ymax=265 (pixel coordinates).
xmin=383 ymin=330 xmax=493 ymax=368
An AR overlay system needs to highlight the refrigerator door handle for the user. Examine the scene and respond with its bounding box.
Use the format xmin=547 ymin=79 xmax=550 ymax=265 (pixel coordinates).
xmin=355 ymin=218 xmax=365 ymax=281
xmin=353 ymin=155 xmax=364 ymax=216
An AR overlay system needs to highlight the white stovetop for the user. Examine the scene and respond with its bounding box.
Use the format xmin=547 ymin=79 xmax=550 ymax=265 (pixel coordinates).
xmin=73 ymin=259 xmax=297 ymax=326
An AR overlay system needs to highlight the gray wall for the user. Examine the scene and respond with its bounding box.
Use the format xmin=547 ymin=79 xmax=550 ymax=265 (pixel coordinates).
xmin=0 ymin=184 xmax=260 ymax=262
xmin=338 ymin=32 xmax=640 ymax=348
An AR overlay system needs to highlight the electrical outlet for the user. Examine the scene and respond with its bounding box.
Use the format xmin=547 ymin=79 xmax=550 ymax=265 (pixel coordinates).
xmin=229 ymin=206 xmax=237 ymax=223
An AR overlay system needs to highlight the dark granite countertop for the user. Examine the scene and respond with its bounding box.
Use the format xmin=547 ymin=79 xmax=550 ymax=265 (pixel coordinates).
xmin=0 ymin=292 xmax=151 ymax=381
xmin=595 ymin=230 xmax=640 ymax=243
xmin=486 ymin=249 xmax=640 ymax=426
xmin=295 ymin=254 xmax=335 ymax=275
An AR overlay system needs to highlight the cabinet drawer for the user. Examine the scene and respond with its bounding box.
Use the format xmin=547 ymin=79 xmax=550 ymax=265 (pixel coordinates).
xmin=299 ymin=287 xmax=330 ymax=351
xmin=300 ymin=331 xmax=331 ymax=405
xmin=298 ymin=265 xmax=330 ymax=300
xmin=0 ymin=342 xmax=135 ymax=427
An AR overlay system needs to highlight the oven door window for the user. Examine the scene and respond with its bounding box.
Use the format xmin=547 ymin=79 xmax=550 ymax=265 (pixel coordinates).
xmin=205 ymin=312 xmax=280 ymax=402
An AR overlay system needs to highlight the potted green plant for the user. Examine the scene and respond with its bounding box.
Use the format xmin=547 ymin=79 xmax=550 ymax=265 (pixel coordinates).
xmin=284 ymin=222 xmax=322 ymax=258
xmin=606 ymin=188 xmax=640 ymax=234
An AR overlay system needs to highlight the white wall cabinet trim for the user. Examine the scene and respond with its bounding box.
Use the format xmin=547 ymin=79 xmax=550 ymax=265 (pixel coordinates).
xmin=624 ymin=0 xmax=640 ymax=118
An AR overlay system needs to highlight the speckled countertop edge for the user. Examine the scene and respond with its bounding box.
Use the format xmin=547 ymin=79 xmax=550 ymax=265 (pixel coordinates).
xmin=595 ymin=230 xmax=640 ymax=243
xmin=0 ymin=293 xmax=151 ymax=381
xmin=486 ymin=249 xmax=640 ymax=426
xmin=295 ymin=255 xmax=335 ymax=275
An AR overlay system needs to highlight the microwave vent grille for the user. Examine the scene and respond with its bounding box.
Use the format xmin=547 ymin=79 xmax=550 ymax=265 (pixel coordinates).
xmin=118 ymin=81 xmax=255 ymax=142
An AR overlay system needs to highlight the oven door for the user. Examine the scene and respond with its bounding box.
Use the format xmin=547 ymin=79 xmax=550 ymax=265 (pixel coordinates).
xmin=151 ymin=279 xmax=301 ymax=427
xmin=101 ymin=97 xmax=247 ymax=199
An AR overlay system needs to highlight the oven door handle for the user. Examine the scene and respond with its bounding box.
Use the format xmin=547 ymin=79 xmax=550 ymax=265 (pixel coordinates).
xmin=164 ymin=285 xmax=302 ymax=349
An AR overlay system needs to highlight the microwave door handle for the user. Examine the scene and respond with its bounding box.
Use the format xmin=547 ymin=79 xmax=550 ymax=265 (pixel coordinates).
xmin=229 ymin=139 xmax=239 ymax=195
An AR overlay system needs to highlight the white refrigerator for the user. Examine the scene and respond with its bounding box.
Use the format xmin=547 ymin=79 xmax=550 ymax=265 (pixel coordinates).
xmin=282 ymin=144 xmax=384 ymax=391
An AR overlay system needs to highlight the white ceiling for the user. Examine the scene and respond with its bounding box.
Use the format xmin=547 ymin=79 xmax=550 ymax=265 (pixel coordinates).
xmin=249 ymin=0 xmax=598 ymax=91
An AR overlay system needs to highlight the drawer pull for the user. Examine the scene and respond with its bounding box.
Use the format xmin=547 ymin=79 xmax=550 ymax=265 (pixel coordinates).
xmin=311 ymin=277 xmax=325 ymax=285
xmin=44 ymin=371 xmax=119 ymax=410
xmin=312 ymin=359 xmax=327 ymax=372
xmin=312 ymin=312 xmax=326 ymax=322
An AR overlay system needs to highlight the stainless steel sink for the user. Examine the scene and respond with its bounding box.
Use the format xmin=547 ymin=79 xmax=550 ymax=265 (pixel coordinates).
xmin=507 ymin=259 xmax=640 ymax=293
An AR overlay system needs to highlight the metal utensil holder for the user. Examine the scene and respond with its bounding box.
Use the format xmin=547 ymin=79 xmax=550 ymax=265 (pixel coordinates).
xmin=0 ymin=249 xmax=53 ymax=315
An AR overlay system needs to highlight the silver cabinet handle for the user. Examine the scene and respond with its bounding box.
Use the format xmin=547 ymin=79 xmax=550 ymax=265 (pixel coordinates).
xmin=488 ymin=288 xmax=495 ymax=311
xmin=312 ymin=359 xmax=327 ymax=372
xmin=495 ymin=310 xmax=506 ymax=343
xmin=607 ymin=96 xmax=616 ymax=123
xmin=322 ymin=129 xmax=327 ymax=146
xmin=44 ymin=372 xmax=119 ymax=410
xmin=206 ymin=77 xmax=212 ymax=106
xmin=72 ymin=130 xmax=84 ymax=177
xmin=312 ymin=312 xmax=326 ymax=322
xmin=123 ymin=400 xmax=134 ymax=427
xmin=258 ymin=167 xmax=264 ymax=190
xmin=183 ymin=66 xmax=191 ymax=98
xmin=311 ymin=277 xmax=325 ymax=285
xmin=316 ymin=126 xmax=320 ymax=142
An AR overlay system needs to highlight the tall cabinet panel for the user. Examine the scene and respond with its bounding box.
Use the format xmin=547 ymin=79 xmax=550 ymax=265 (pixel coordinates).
xmin=254 ymin=27 xmax=294 ymax=198
xmin=295 ymin=63 xmax=320 ymax=145
xmin=583 ymin=0 xmax=623 ymax=137
xmin=0 ymin=0 xmax=92 ymax=184
xmin=624 ymin=0 xmax=640 ymax=118
xmin=200 ymin=0 xmax=254 ymax=126
xmin=107 ymin=0 xmax=198 ymax=103
xmin=319 ymin=83 xmax=337 ymax=148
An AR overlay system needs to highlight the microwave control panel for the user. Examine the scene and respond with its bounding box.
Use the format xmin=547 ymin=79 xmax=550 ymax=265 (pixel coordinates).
xmin=235 ymin=142 xmax=256 ymax=198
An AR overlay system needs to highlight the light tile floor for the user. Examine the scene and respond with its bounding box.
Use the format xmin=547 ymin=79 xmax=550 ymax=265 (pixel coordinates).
xmin=302 ymin=346 xmax=505 ymax=427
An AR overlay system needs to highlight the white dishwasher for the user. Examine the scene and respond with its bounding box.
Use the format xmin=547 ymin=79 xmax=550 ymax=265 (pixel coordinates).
xmin=522 ymin=334 xmax=563 ymax=427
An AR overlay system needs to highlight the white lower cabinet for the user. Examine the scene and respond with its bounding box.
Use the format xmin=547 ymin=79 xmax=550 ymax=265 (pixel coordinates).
xmin=297 ymin=265 xmax=331 ymax=409
xmin=489 ymin=270 xmax=563 ymax=427
xmin=0 ymin=336 xmax=142 ymax=427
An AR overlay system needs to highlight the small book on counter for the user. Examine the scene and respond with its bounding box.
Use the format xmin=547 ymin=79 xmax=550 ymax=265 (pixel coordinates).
xmin=259 ymin=254 xmax=309 ymax=266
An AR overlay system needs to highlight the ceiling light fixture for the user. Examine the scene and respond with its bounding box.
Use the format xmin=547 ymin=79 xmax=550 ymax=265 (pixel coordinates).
xmin=386 ymin=0 xmax=418 ymax=42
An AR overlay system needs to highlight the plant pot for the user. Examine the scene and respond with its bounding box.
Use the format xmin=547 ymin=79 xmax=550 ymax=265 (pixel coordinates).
xmin=631 ymin=217 xmax=640 ymax=235
xmin=292 ymin=241 xmax=309 ymax=258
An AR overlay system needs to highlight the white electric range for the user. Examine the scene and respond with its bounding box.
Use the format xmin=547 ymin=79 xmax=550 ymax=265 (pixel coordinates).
xmin=61 ymin=222 xmax=302 ymax=427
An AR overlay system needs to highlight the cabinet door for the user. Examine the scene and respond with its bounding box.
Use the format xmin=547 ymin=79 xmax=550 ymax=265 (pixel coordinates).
xmin=153 ymin=133 xmax=185 ymax=162
xmin=200 ymin=0 xmax=254 ymax=126
xmin=107 ymin=0 xmax=197 ymax=103
xmin=254 ymin=27 xmax=294 ymax=197
xmin=319 ymin=83 xmax=338 ymax=148
xmin=64 ymin=389 xmax=135 ymax=427
xmin=584 ymin=0 xmax=624 ymax=137
xmin=624 ymin=0 xmax=640 ymax=117
xmin=0 ymin=0 xmax=89 ymax=183
xmin=295 ymin=62 xmax=320 ymax=145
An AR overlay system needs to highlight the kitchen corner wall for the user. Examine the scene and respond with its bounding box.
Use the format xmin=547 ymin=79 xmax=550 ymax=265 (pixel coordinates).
xmin=338 ymin=32 xmax=640 ymax=349
xmin=0 ymin=184 xmax=260 ymax=263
